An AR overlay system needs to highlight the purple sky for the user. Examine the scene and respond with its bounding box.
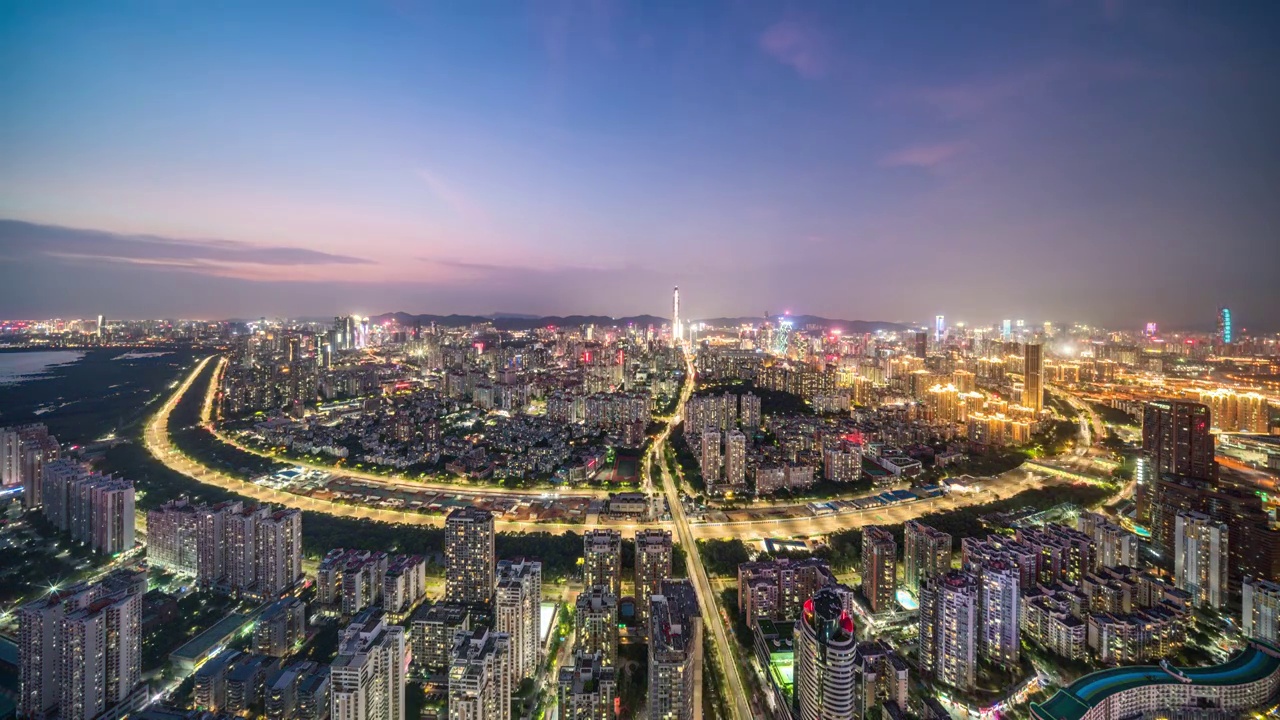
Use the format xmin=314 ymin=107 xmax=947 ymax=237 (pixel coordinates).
xmin=1 ymin=1 xmax=1277 ymax=330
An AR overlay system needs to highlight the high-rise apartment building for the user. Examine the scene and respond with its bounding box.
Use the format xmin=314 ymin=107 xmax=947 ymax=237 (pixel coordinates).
xmin=700 ymin=426 xmax=722 ymax=491
xmin=258 ymin=508 xmax=304 ymax=598
xmin=850 ymin=640 xmax=910 ymax=720
xmin=648 ymin=580 xmax=702 ymax=720
xmin=976 ymin=560 xmax=1020 ymax=667
xmin=860 ymin=527 xmax=898 ymax=613
xmin=1141 ymin=400 xmax=1216 ymax=482
xmin=583 ymin=530 xmax=622 ymax=597
xmin=558 ymin=652 xmax=616 ymax=720
xmin=918 ymin=571 xmax=978 ymax=691
xmin=1243 ymin=578 xmax=1280 ymax=643
xmin=147 ymin=499 xmax=200 ymax=574
xmin=255 ymin=598 xmax=308 ymax=657
xmin=739 ymin=392 xmax=762 ymax=431
xmin=738 ymin=558 xmax=840 ymax=629
xmin=408 ymin=603 xmax=471 ymax=675
xmin=382 ymin=555 xmax=428 ymax=620
xmin=1 ymin=424 xmax=59 ymax=507
xmin=448 ymin=628 xmax=512 ymax=720
xmin=446 ymin=507 xmax=495 ymax=606
xmin=19 ymin=570 xmax=144 ymax=720
xmin=330 ymin=609 xmax=407 ymax=720
xmin=724 ymin=429 xmax=746 ymax=489
xmin=495 ymin=558 xmax=542 ymax=682
xmin=39 ymin=459 xmax=135 ymax=555
xmin=795 ymin=587 xmax=859 ymax=720
xmin=904 ymin=521 xmax=952 ymax=597
xmin=1174 ymin=511 xmax=1229 ymax=609
xmin=634 ymin=529 xmax=673 ymax=635
xmin=1023 ymin=343 xmax=1043 ymax=414
xmin=576 ymin=586 xmax=619 ymax=665
xmin=1077 ymin=512 xmax=1138 ymax=570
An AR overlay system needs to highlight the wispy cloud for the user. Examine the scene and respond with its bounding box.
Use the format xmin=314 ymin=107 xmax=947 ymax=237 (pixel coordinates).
xmin=880 ymin=141 xmax=970 ymax=169
xmin=891 ymin=59 xmax=1150 ymax=118
xmin=0 ymin=219 xmax=372 ymax=279
xmin=414 ymin=167 xmax=484 ymax=221
xmin=759 ymin=20 xmax=827 ymax=78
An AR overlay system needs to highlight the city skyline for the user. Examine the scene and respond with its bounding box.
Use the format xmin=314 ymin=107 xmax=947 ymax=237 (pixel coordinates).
xmin=2 ymin=3 xmax=1278 ymax=326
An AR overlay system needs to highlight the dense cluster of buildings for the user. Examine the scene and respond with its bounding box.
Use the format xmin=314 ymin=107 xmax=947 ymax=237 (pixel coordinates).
xmin=146 ymin=498 xmax=304 ymax=599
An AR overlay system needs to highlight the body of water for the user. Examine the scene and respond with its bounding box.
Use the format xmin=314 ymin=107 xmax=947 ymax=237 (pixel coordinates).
xmin=0 ymin=351 xmax=85 ymax=386
xmin=0 ymin=348 xmax=201 ymax=444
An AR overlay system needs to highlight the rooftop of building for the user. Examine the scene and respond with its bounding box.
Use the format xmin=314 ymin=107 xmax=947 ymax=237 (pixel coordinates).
xmin=171 ymin=613 xmax=254 ymax=664
xmin=1031 ymin=641 xmax=1280 ymax=720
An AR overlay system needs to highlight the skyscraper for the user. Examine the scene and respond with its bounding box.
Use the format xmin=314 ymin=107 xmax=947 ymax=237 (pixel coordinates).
xmin=914 ymin=331 xmax=928 ymax=359
xmin=19 ymin=571 xmax=144 ymax=720
xmin=860 ymin=527 xmax=897 ymax=613
xmin=795 ymin=587 xmax=859 ymax=720
xmin=672 ymin=286 xmax=681 ymax=345
xmin=1218 ymin=307 xmax=1232 ymax=345
xmin=1175 ymin=511 xmax=1229 ymax=609
xmin=634 ymin=529 xmax=673 ymax=636
xmin=446 ymin=507 xmax=495 ymax=605
xmin=449 ymin=628 xmax=511 ymax=720
xmin=495 ymin=559 xmax=542 ymax=683
xmin=330 ymin=610 xmax=407 ymax=720
xmin=583 ymin=530 xmax=622 ymax=597
xmin=724 ymin=429 xmax=746 ymax=489
xmin=903 ymin=521 xmax=952 ymax=597
xmin=700 ymin=426 xmax=721 ymax=492
xmin=934 ymin=315 xmax=945 ymax=342
xmin=918 ymin=571 xmax=978 ymax=691
xmin=648 ymin=580 xmax=701 ymax=720
xmin=575 ymin=586 xmax=619 ymax=666
xmin=1243 ymin=578 xmax=1280 ymax=643
xmin=976 ymin=560 xmax=1020 ymax=667
xmin=1023 ymin=342 xmax=1043 ymax=414
xmin=1142 ymin=400 xmax=1216 ymax=482
xmin=558 ymin=652 xmax=616 ymax=720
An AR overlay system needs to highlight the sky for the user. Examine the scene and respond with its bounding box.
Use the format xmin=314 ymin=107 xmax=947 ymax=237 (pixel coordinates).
xmin=1 ymin=1 xmax=1277 ymax=330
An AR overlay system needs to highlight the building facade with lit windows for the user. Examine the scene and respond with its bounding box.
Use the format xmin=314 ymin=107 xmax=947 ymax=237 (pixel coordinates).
xmin=445 ymin=507 xmax=495 ymax=606
xmin=860 ymin=527 xmax=898 ymax=613
xmin=583 ymin=529 xmax=622 ymax=597
xmin=795 ymin=587 xmax=859 ymax=720
xmin=918 ymin=571 xmax=979 ymax=691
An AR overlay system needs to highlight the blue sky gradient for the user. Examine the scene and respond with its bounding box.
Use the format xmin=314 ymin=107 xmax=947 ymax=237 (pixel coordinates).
xmin=1 ymin=1 xmax=1277 ymax=329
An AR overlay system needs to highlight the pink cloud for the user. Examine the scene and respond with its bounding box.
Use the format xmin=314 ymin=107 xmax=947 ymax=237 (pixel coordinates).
xmin=759 ymin=20 xmax=826 ymax=78
xmin=880 ymin=141 xmax=970 ymax=169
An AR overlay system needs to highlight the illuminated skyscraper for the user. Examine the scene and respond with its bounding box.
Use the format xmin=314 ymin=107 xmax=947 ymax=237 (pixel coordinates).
xmin=648 ymin=580 xmax=701 ymax=720
xmin=918 ymin=571 xmax=978 ymax=691
xmin=976 ymin=560 xmax=1020 ymax=667
xmin=1001 ymin=319 xmax=1012 ymax=341
xmin=860 ymin=527 xmax=897 ymax=613
xmin=934 ymin=315 xmax=945 ymax=342
xmin=495 ymin=559 xmax=542 ymax=683
xmin=1023 ymin=343 xmax=1043 ymax=414
xmin=672 ymin=286 xmax=681 ymax=345
xmin=795 ymin=587 xmax=859 ymax=720
xmin=1174 ymin=511 xmax=1228 ymax=610
xmin=904 ymin=521 xmax=952 ymax=597
xmin=445 ymin=507 xmax=495 ymax=605
xmin=583 ymin=530 xmax=622 ymax=597
xmin=634 ymin=530 xmax=673 ymax=636
xmin=1141 ymin=401 xmax=1216 ymax=482
xmin=1218 ymin=307 xmax=1232 ymax=345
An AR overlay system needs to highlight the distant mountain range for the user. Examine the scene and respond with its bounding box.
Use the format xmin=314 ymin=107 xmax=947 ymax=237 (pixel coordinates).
xmin=695 ymin=315 xmax=910 ymax=334
xmin=371 ymin=311 xmax=907 ymax=333
xmin=371 ymin=312 xmax=669 ymax=331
